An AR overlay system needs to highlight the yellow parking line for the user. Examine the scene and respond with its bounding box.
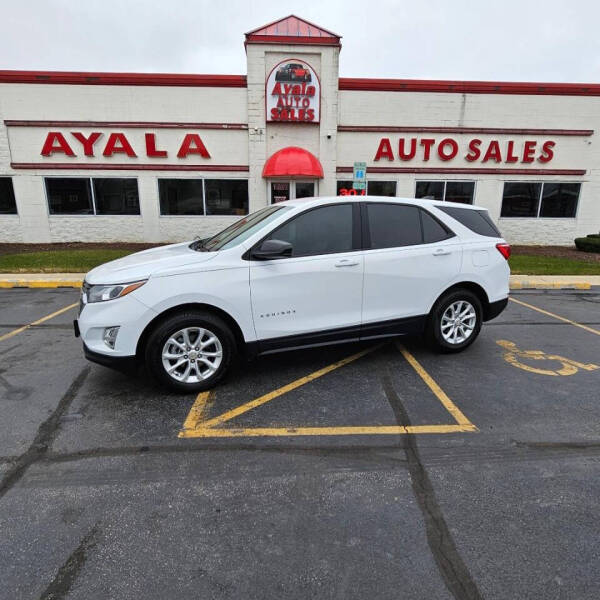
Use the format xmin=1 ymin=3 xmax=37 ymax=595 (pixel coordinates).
xmin=179 ymin=391 xmax=213 ymax=434
xmin=179 ymin=423 xmax=477 ymax=439
xmin=396 ymin=342 xmax=475 ymax=427
xmin=510 ymin=297 xmax=600 ymax=337
xmin=197 ymin=345 xmax=381 ymax=430
xmin=0 ymin=302 xmax=78 ymax=342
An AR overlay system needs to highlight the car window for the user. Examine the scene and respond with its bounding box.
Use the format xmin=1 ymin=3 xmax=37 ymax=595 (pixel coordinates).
xmin=437 ymin=205 xmax=501 ymax=238
xmin=366 ymin=203 xmax=422 ymax=249
xmin=420 ymin=209 xmax=455 ymax=243
xmin=265 ymin=204 xmax=354 ymax=257
xmin=201 ymin=205 xmax=290 ymax=251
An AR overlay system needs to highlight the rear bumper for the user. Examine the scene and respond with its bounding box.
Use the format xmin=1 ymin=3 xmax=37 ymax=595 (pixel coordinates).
xmin=83 ymin=343 xmax=139 ymax=373
xmin=485 ymin=297 xmax=508 ymax=321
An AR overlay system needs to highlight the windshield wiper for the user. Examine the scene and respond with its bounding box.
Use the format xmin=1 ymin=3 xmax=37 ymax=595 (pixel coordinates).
xmin=190 ymin=238 xmax=210 ymax=252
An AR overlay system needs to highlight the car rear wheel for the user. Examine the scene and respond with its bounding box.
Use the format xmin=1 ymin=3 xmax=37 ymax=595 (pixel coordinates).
xmin=426 ymin=289 xmax=482 ymax=353
xmin=146 ymin=310 xmax=235 ymax=393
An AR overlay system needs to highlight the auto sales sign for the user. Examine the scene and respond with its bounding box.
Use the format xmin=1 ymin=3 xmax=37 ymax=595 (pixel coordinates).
xmin=266 ymin=59 xmax=320 ymax=123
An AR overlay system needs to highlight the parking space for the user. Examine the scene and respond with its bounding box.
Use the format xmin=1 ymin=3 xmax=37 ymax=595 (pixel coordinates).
xmin=0 ymin=288 xmax=599 ymax=599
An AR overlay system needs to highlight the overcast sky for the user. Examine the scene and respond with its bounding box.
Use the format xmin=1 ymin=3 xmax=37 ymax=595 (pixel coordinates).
xmin=1 ymin=0 xmax=598 ymax=82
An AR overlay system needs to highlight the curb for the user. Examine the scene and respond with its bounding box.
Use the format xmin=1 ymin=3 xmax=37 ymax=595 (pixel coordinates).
xmin=510 ymin=281 xmax=592 ymax=290
xmin=0 ymin=279 xmax=82 ymax=289
xmin=0 ymin=277 xmax=596 ymax=291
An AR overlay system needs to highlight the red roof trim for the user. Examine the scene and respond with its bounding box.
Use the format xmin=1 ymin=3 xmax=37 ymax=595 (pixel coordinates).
xmin=337 ymin=166 xmax=586 ymax=176
xmin=339 ymin=77 xmax=600 ymax=97
xmin=246 ymin=35 xmax=340 ymax=46
xmin=11 ymin=163 xmax=249 ymax=172
xmin=0 ymin=71 xmax=247 ymax=87
xmin=5 ymin=120 xmax=248 ymax=130
xmin=245 ymin=14 xmax=340 ymax=38
xmin=337 ymin=125 xmax=594 ymax=136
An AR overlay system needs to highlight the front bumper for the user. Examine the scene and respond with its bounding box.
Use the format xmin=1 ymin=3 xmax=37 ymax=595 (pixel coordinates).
xmin=77 ymin=292 xmax=157 ymax=357
xmin=83 ymin=343 xmax=139 ymax=373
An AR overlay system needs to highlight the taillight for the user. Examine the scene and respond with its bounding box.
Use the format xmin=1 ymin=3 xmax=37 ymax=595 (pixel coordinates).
xmin=496 ymin=242 xmax=511 ymax=260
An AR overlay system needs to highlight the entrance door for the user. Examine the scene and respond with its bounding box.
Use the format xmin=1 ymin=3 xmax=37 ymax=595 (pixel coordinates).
xmin=270 ymin=180 xmax=317 ymax=203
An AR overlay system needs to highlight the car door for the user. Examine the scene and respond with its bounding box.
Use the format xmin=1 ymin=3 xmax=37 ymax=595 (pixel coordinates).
xmin=361 ymin=202 xmax=462 ymax=334
xmin=249 ymin=203 xmax=364 ymax=350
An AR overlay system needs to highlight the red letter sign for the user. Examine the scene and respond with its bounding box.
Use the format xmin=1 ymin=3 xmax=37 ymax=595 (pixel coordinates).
xmin=538 ymin=141 xmax=555 ymax=163
xmin=374 ymin=138 xmax=394 ymax=161
xmin=437 ymin=138 xmax=459 ymax=161
xmin=177 ymin=134 xmax=210 ymax=158
xmin=41 ymin=132 xmax=75 ymax=157
xmin=103 ymin=133 xmax=137 ymax=157
xmin=71 ymin=132 xmax=102 ymax=157
xmin=145 ymin=133 xmax=168 ymax=158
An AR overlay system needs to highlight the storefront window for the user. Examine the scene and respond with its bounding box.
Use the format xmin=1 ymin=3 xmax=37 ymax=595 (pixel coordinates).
xmin=415 ymin=181 xmax=444 ymax=201
xmin=158 ymin=179 xmax=204 ymax=215
xmin=539 ymin=183 xmax=580 ymax=218
xmin=337 ymin=181 xmax=365 ymax=196
xmin=415 ymin=181 xmax=474 ymax=204
xmin=93 ymin=179 xmax=140 ymax=215
xmin=204 ymin=180 xmax=249 ymax=215
xmin=445 ymin=182 xmax=475 ymax=204
xmin=500 ymin=183 xmax=541 ymax=217
xmin=0 ymin=178 xmax=17 ymax=214
xmin=46 ymin=178 xmax=93 ymax=215
xmin=367 ymin=181 xmax=396 ymax=197
xmin=336 ymin=181 xmax=396 ymax=197
xmin=501 ymin=182 xmax=580 ymax=218
xmin=295 ymin=182 xmax=315 ymax=199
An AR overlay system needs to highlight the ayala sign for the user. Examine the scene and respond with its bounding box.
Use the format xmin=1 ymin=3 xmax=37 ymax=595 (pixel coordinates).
xmin=40 ymin=131 xmax=210 ymax=159
xmin=266 ymin=59 xmax=320 ymax=123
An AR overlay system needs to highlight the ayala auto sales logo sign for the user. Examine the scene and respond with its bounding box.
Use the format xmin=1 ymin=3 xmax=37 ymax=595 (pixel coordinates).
xmin=267 ymin=59 xmax=320 ymax=123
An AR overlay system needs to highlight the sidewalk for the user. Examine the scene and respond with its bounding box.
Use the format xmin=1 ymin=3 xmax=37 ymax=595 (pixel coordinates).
xmin=0 ymin=273 xmax=599 ymax=290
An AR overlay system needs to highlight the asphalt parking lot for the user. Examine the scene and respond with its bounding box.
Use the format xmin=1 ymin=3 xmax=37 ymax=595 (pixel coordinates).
xmin=0 ymin=288 xmax=599 ymax=600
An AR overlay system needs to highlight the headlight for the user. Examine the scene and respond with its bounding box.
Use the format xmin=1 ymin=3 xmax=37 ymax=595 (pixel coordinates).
xmin=85 ymin=280 xmax=147 ymax=303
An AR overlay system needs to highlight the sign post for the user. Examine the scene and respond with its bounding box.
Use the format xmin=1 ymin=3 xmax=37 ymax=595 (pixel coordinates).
xmin=353 ymin=162 xmax=367 ymax=190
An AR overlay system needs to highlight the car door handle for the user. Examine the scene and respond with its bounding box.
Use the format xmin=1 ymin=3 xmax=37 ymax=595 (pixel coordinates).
xmin=335 ymin=259 xmax=360 ymax=267
xmin=433 ymin=248 xmax=451 ymax=256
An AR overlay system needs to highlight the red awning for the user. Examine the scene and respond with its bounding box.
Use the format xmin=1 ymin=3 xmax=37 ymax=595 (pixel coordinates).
xmin=262 ymin=146 xmax=324 ymax=178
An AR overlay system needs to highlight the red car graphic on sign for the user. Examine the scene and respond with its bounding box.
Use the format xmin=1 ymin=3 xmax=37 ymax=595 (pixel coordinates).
xmin=275 ymin=63 xmax=312 ymax=82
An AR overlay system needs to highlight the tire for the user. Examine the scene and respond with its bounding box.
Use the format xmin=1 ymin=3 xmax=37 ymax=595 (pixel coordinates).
xmin=145 ymin=310 xmax=236 ymax=393
xmin=426 ymin=289 xmax=483 ymax=353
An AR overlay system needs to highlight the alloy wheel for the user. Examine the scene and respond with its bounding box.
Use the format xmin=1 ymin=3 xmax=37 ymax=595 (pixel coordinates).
xmin=440 ymin=300 xmax=477 ymax=345
xmin=161 ymin=327 xmax=223 ymax=383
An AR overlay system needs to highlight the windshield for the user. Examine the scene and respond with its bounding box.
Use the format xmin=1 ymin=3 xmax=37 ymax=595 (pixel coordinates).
xmin=195 ymin=205 xmax=290 ymax=252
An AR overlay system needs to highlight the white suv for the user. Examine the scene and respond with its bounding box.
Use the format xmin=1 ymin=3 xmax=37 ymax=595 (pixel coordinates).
xmin=75 ymin=196 xmax=510 ymax=392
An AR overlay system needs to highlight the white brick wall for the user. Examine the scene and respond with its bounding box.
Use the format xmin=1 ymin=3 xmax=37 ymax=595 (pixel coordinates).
xmin=1 ymin=49 xmax=599 ymax=245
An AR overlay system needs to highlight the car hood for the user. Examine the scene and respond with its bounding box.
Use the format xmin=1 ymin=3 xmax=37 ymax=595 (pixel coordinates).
xmin=85 ymin=242 xmax=218 ymax=284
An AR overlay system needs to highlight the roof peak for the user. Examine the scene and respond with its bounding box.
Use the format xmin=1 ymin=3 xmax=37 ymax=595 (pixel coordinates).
xmin=245 ymin=15 xmax=341 ymax=46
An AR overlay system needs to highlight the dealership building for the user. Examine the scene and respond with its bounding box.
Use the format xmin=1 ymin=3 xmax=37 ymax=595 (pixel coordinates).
xmin=0 ymin=14 xmax=599 ymax=245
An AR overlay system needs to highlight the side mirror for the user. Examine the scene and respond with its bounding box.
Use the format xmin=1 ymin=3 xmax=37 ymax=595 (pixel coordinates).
xmin=251 ymin=239 xmax=293 ymax=260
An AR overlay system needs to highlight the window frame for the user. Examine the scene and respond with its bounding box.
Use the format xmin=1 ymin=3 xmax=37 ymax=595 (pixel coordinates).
xmin=499 ymin=180 xmax=581 ymax=219
xmin=414 ymin=179 xmax=476 ymax=204
xmin=361 ymin=201 xmax=456 ymax=251
xmin=44 ymin=176 xmax=140 ymax=217
xmin=158 ymin=177 xmax=249 ymax=217
xmin=0 ymin=177 xmax=18 ymax=216
xmin=247 ymin=202 xmax=361 ymax=260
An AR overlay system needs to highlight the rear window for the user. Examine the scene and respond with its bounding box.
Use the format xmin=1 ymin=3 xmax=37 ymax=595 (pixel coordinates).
xmin=437 ymin=206 xmax=501 ymax=238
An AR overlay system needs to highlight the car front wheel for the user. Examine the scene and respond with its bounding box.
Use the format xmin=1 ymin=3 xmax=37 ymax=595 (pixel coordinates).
xmin=426 ymin=290 xmax=482 ymax=353
xmin=146 ymin=310 xmax=235 ymax=393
